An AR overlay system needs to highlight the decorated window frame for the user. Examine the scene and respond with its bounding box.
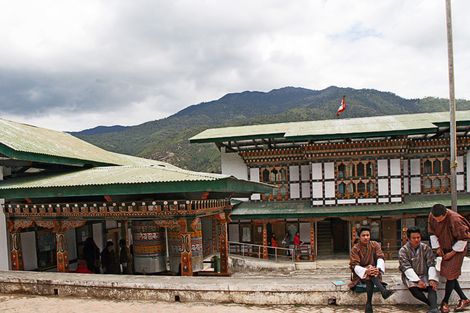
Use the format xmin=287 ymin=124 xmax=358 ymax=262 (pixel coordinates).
xmin=336 ymin=160 xmax=377 ymax=199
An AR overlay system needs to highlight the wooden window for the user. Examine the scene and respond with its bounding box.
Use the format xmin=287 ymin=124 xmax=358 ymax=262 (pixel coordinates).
xmin=338 ymin=163 xmax=346 ymax=179
xmin=423 ymin=160 xmax=432 ymax=175
xmin=357 ymin=181 xmax=366 ymax=193
xmin=421 ymin=158 xmax=452 ymax=194
xmin=443 ymin=159 xmax=451 ymax=174
xmin=336 ymin=160 xmax=376 ymax=199
xmin=366 ymin=162 xmax=374 ymax=177
xmin=433 ymin=160 xmax=441 ymax=175
xmin=338 ymin=182 xmax=346 ymax=196
xmin=357 ymin=162 xmax=365 ymax=177
xmin=259 ymin=166 xmax=289 ymax=201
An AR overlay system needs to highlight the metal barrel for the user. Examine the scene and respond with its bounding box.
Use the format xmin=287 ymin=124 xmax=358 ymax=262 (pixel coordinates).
xmin=131 ymin=221 xmax=166 ymax=273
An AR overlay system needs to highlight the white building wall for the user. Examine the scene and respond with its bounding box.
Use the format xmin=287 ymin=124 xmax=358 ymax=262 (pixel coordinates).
xmin=467 ymin=150 xmax=470 ymax=192
xmin=21 ymin=231 xmax=37 ymax=270
xmin=0 ymin=166 xmax=10 ymax=270
xmin=93 ymin=223 xmax=104 ymax=252
xmin=220 ymin=147 xmax=248 ymax=180
xmin=249 ymin=168 xmax=260 ymax=201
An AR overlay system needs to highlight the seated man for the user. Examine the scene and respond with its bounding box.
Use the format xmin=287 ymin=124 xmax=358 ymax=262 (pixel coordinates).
xmin=398 ymin=226 xmax=439 ymax=313
xmin=349 ymin=227 xmax=393 ymax=313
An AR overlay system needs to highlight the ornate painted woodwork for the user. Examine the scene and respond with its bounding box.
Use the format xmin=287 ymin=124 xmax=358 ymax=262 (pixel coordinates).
xmin=309 ymin=222 xmax=315 ymax=261
xmin=262 ymin=222 xmax=268 ymax=259
xmin=4 ymin=199 xmax=230 ymax=219
xmin=10 ymin=232 xmax=23 ymax=271
xmin=214 ymin=213 xmax=229 ymax=274
xmin=180 ymin=232 xmax=192 ymax=276
xmin=239 ymin=138 xmax=470 ymax=165
xmin=56 ymin=232 xmax=68 ymax=272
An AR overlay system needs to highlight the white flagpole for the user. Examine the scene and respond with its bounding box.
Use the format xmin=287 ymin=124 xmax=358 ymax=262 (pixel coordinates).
xmin=445 ymin=0 xmax=458 ymax=211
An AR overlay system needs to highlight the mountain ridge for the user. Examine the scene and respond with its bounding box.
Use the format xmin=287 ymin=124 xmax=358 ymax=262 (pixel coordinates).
xmin=72 ymin=86 xmax=470 ymax=172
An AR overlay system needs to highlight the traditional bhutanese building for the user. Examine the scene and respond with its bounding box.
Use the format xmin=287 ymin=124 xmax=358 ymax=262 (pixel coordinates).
xmin=0 ymin=118 xmax=271 ymax=275
xmin=190 ymin=111 xmax=470 ymax=260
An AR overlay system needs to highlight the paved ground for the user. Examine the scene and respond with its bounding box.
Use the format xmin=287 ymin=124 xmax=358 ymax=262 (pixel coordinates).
xmin=0 ymin=294 xmax=426 ymax=313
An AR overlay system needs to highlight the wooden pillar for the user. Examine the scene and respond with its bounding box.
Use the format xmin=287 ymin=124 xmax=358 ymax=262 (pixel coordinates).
xmin=309 ymin=222 xmax=315 ymax=261
xmin=56 ymin=231 xmax=68 ymax=272
xmin=351 ymin=223 xmax=357 ymax=249
xmin=401 ymin=225 xmax=408 ymax=247
xmin=219 ymin=216 xmax=229 ymax=274
xmin=180 ymin=232 xmax=192 ymax=276
xmin=10 ymin=231 xmax=23 ymax=271
xmin=120 ymin=220 xmax=129 ymax=246
xmin=262 ymin=222 xmax=268 ymax=259
xmin=7 ymin=220 xmax=34 ymax=271
xmin=178 ymin=219 xmax=192 ymax=276
xmin=212 ymin=216 xmax=218 ymax=254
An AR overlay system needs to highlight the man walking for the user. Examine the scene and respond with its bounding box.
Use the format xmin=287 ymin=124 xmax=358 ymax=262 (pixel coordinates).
xmin=398 ymin=226 xmax=439 ymax=313
xmin=429 ymin=203 xmax=470 ymax=312
xmin=349 ymin=227 xmax=393 ymax=313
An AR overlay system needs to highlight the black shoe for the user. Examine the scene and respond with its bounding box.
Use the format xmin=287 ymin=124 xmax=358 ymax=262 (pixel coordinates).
xmin=381 ymin=289 xmax=394 ymax=300
xmin=365 ymin=303 xmax=373 ymax=313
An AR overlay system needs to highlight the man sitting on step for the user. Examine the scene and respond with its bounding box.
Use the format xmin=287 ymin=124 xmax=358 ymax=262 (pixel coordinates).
xmin=398 ymin=226 xmax=439 ymax=313
xmin=349 ymin=226 xmax=393 ymax=313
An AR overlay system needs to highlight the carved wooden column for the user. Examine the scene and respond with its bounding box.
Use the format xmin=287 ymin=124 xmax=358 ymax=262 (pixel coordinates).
xmin=351 ymin=223 xmax=357 ymax=249
xmin=212 ymin=216 xmax=218 ymax=254
xmin=215 ymin=212 xmax=230 ymax=274
xmin=178 ymin=219 xmax=193 ymax=276
xmin=401 ymin=225 xmax=408 ymax=246
xmin=55 ymin=231 xmax=68 ymax=272
xmin=10 ymin=231 xmax=23 ymax=271
xmin=262 ymin=222 xmax=268 ymax=259
xmin=7 ymin=220 xmax=34 ymax=271
xmin=309 ymin=222 xmax=315 ymax=261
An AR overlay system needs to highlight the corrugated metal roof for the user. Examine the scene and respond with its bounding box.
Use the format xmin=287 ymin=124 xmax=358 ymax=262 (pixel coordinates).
xmin=230 ymin=194 xmax=470 ymax=218
xmin=190 ymin=111 xmax=470 ymax=143
xmin=0 ymin=118 xmax=176 ymax=168
xmin=0 ymin=165 xmax=229 ymax=189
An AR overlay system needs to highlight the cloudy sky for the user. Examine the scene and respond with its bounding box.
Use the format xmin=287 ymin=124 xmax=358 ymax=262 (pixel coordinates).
xmin=0 ymin=0 xmax=469 ymax=131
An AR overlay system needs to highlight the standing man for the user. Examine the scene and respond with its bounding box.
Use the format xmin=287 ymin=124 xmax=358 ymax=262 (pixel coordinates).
xmin=429 ymin=203 xmax=470 ymax=312
xmin=349 ymin=227 xmax=393 ymax=313
xmin=398 ymin=226 xmax=439 ymax=313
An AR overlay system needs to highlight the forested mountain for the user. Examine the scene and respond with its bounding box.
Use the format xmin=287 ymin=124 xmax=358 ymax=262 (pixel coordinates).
xmin=72 ymin=86 xmax=470 ymax=172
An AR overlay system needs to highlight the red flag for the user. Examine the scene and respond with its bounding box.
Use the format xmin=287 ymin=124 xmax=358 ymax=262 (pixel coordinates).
xmin=336 ymin=95 xmax=347 ymax=117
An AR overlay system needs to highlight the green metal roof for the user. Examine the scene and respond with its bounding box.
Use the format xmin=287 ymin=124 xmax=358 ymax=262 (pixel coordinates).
xmin=0 ymin=118 xmax=174 ymax=168
xmin=190 ymin=111 xmax=470 ymax=143
xmin=230 ymin=194 xmax=470 ymax=219
xmin=0 ymin=165 xmax=273 ymax=199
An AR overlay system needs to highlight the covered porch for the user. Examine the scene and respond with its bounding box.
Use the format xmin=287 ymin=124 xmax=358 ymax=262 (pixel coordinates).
xmin=229 ymin=194 xmax=470 ymax=261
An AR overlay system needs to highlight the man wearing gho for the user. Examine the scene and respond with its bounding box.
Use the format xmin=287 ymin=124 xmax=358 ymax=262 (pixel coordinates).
xmin=428 ymin=203 xmax=470 ymax=312
xmin=398 ymin=226 xmax=439 ymax=313
xmin=349 ymin=227 xmax=393 ymax=313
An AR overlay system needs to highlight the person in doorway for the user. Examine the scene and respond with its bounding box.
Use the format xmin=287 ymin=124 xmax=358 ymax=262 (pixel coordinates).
xmin=119 ymin=239 xmax=129 ymax=274
xmin=293 ymin=232 xmax=302 ymax=261
xmin=270 ymin=234 xmax=278 ymax=259
xmin=101 ymin=241 xmax=119 ymax=274
xmin=282 ymin=232 xmax=290 ymax=256
xmin=398 ymin=226 xmax=439 ymax=313
xmin=83 ymin=237 xmax=100 ymax=274
xmin=428 ymin=203 xmax=470 ymax=312
xmin=349 ymin=227 xmax=393 ymax=313
xmin=75 ymin=259 xmax=93 ymax=274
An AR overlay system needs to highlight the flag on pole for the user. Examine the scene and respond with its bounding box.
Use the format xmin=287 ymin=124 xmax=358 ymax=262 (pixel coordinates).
xmin=336 ymin=95 xmax=347 ymax=117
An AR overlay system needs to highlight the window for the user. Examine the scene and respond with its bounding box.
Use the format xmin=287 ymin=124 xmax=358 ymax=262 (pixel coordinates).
xmin=421 ymin=158 xmax=452 ymax=194
xmin=336 ymin=160 xmax=376 ymax=198
xmin=259 ymin=166 xmax=289 ymax=201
